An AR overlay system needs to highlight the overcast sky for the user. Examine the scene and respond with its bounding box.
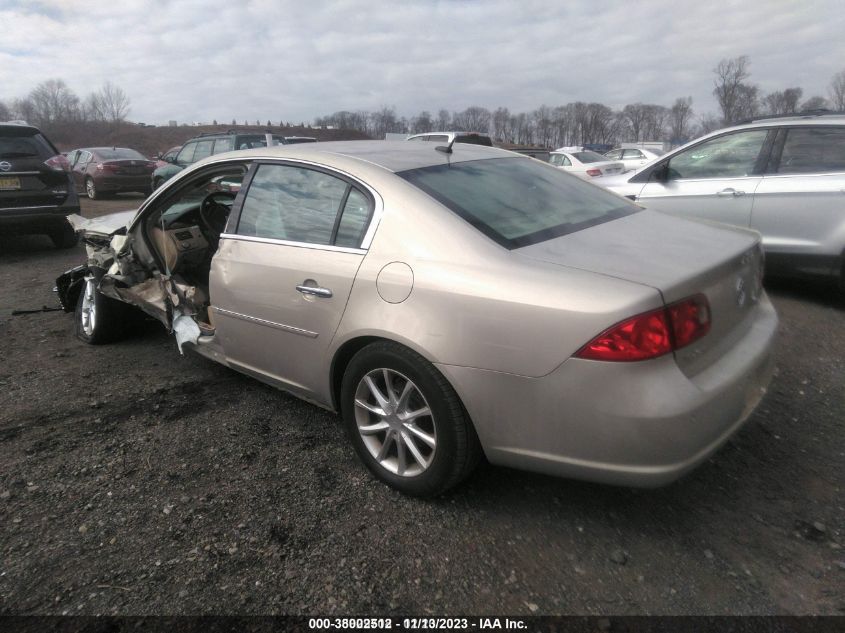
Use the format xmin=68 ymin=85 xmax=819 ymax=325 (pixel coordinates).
xmin=1 ymin=0 xmax=843 ymax=125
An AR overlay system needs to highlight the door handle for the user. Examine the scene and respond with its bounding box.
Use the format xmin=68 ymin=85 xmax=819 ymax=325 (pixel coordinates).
xmin=716 ymin=188 xmax=746 ymax=197
xmin=296 ymin=284 xmax=333 ymax=298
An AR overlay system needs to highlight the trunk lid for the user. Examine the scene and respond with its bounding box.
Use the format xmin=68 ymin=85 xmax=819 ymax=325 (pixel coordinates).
xmin=99 ymin=159 xmax=155 ymax=175
xmin=517 ymin=209 xmax=765 ymax=376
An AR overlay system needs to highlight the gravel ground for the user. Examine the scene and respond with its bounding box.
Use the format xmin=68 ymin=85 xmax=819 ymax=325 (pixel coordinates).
xmin=0 ymin=195 xmax=843 ymax=616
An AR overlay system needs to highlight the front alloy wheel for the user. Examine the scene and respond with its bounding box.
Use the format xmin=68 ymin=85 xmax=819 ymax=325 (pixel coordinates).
xmin=354 ymin=368 xmax=437 ymax=477
xmin=86 ymin=178 xmax=98 ymax=199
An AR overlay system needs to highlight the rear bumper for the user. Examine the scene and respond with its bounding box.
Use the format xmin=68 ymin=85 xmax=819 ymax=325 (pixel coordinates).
xmin=0 ymin=203 xmax=80 ymax=233
xmin=93 ymin=174 xmax=152 ymax=192
xmin=437 ymin=293 xmax=778 ymax=487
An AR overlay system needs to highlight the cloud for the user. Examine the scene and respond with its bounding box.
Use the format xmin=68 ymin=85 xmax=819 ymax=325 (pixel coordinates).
xmin=0 ymin=0 xmax=842 ymax=124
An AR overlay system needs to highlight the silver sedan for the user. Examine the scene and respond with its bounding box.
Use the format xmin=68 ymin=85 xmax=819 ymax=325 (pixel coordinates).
xmin=57 ymin=141 xmax=777 ymax=496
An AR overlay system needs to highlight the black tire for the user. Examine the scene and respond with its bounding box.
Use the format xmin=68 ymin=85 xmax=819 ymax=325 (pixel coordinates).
xmin=85 ymin=177 xmax=99 ymax=200
xmin=74 ymin=275 xmax=134 ymax=344
xmin=340 ymin=341 xmax=481 ymax=496
xmin=50 ymin=221 xmax=79 ymax=249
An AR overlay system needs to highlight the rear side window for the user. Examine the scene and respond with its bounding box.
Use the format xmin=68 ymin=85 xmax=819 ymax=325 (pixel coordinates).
xmin=213 ymin=138 xmax=234 ymax=154
xmin=192 ymin=140 xmax=214 ymax=163
xmin=399 ymin=157 xmax=635 ymax=249
xmin=776 ymin=127 xmax=845 ymax=174
xmin=550 ymin=154 xmax=571 ymax=167
xmin=237 ymin=164 xmax=362 ymax=246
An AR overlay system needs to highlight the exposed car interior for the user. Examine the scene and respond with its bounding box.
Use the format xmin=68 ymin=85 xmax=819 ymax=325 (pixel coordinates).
xmin=137 ymin=164 xmax=248 ymax=333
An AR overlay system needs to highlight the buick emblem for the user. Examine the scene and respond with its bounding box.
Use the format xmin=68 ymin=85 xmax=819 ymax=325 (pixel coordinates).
xmin=735 ymin=276 xmax=747 ymax=307
xmin=0 ymin=161 xmax=11 ymax=172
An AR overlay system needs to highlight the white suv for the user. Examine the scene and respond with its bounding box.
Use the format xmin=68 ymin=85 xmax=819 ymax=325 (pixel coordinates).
xmin=601 ymin=113 xmax=845 ymax=287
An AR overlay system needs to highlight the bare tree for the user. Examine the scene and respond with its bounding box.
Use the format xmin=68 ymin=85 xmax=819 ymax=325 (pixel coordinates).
xmin=763 ymin=87 xmax=802 ymax=115
xmin=411 ymin=111 xmax=433 ymax=133
xmin=491 ymin=107 xmax=511 ymax=142
xmin=0 ymin=100 xmax=11 ymax=121
xmin=436 ymin=109 xmax=451 ymax=131
xmin=713 ymin=55 xmax=754 ymax=124
xmin=829 ymin=69 xmax=845 ymax=110
xmin=28 ymin=79 xmax=81 ymax=125
xmin=698 ymin=112 xmax=722 ymax=135
xmin=622 ymin=103 xmax=648 ymax=141
xmin=98 ymin=81 xmax=131 ymax=121
xmin=801 ymin=95 xmax=830 ymax=111
xmin=669 ymin=97 xmax=694 ymax=143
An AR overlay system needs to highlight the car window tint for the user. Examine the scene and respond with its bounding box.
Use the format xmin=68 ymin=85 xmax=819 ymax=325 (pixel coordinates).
xmin=176 ymin=143 xmax=196 ymax=165
xmin=777 ymin=127 xmax=845 ymax=174
xmin=668 ymin=130 xmax=767 ymax=179
xmin=237 ymin=164 xmax=348 ymax=244
xmin=334 ymin=188 xmax=372 ymax=248
xmin=213 ymin=138 xmax=234 ymax=154
xmin=192 ymin=140 xmax=214 ymax=163
xmin=399 ymin=157 xmax=635 ymax=249
xmin=96 ymin=148 xmax=146 ymax=160
xmin=605 ymin=150 xmax=621 ymax=159
xmin=622 ymin=149 xmax=643 ymax=159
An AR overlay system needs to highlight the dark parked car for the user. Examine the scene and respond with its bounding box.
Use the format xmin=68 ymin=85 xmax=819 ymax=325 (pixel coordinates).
xmin=66 ymin=147 xmax=156 ymax=199
xmin=0 ymin=122 xmax=79 ymax=248
xmin=154 ymin=145 xmax=181 ymax=169
xmin=151 ymin=132 xmax=318 ymax=189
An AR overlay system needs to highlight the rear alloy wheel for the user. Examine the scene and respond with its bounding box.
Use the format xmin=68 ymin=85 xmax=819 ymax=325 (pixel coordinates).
xmin=341 ymin=341 xmax=481 ymax=496
xmin=50 ymin=221 xmax=79 ymax=249
xmin=75 ymin=276 xmax=134 ymax=344
xmin=85 ymin=177 xmax=99 ymax=200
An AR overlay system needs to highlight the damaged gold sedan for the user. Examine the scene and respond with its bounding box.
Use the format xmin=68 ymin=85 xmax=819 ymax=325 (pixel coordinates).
xmin=57 ymin=141 xmax=776 ymax=496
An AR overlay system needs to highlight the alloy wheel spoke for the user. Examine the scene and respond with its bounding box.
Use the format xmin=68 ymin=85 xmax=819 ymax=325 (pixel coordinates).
xmin=399 ymin=406 xmax=431 ymax=423
xmin=364 ymin=375 xmax=389 ymax=410
xmin=358 ymin=420 xmax=389 ymax=436
xmin=382 ymin=369 xmax=397 ymax=404
xmin=404 ymin=423 xmax=435 ymax=449
xmin=396 ymin=380 xmax=414 ymax=411
xmin=396 ymin=434 xmax=408 ymax=475
xmin=355 ymin=398 xmax=385 ymax=417
xmin=402 ymin=431 xmax=428 ymax=468
xmin=376 ymin=430 xmax=394 ymax=462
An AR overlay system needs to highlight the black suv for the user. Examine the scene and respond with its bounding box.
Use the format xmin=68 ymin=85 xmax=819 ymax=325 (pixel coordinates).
xmin=151 ymin=131 xmax=318 ymax=189
xmin=0 ymin=122 xmax=79 ymax=248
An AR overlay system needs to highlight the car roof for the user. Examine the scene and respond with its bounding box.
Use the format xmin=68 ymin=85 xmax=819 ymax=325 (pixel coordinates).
xmin=206 ymin=140 xmax=516 ymax=173
xmin=0 ymin=122 xmax=40 ymax=135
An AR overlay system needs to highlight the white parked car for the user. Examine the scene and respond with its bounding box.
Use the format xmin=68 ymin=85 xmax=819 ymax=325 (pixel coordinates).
xmin=604 ymin=147 xmax=661 ymax=171
xmin=549 ymin=150 xmax=625 ymax=180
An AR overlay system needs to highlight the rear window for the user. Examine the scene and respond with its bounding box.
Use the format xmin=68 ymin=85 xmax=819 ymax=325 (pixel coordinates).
xmin=0 ymin=133 xmax=54 ymax=159
xmin=94 ymin=148 xmax=146 ymax=160
xmin=572 ymin=151 xmax=608 ymax=163
xmin=399 ymin=157 xmax=636 ymax=249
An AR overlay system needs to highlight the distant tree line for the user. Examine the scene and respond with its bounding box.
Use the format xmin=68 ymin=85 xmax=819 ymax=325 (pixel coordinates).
xmin=0 ymin=78 xmax=131 ymax=127
xmin=315 ymin=58 xmax=845 ymax=147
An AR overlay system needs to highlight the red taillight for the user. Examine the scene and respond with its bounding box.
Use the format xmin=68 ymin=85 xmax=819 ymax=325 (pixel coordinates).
xmin=44 ymin=154 xmax=70 ymax=172
xmin=586 ymin=168 xmax=602 ymax=177
xmin=667 ymin=293 xmax=710 ymax=348
xmin=575 ymin=294 xmax=711 ymax=362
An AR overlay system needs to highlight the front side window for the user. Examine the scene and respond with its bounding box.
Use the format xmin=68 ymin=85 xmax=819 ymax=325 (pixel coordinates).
xmin=776 ymin=127 xmax=845 ymax=174
xmin=667 ymin=130 xmax=768 ymax=179
xmin=605 ymin=149 xmax=622 ymax=159
xmin=399 ymin=157 xmax=635 ymax=249
xmin=622 ymin=149 xmax=644 ymax=159
xmin=237 ymin=164 xmax=363 ymax=246
xmin=176 ymin=143 xmax=196 ymax=166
